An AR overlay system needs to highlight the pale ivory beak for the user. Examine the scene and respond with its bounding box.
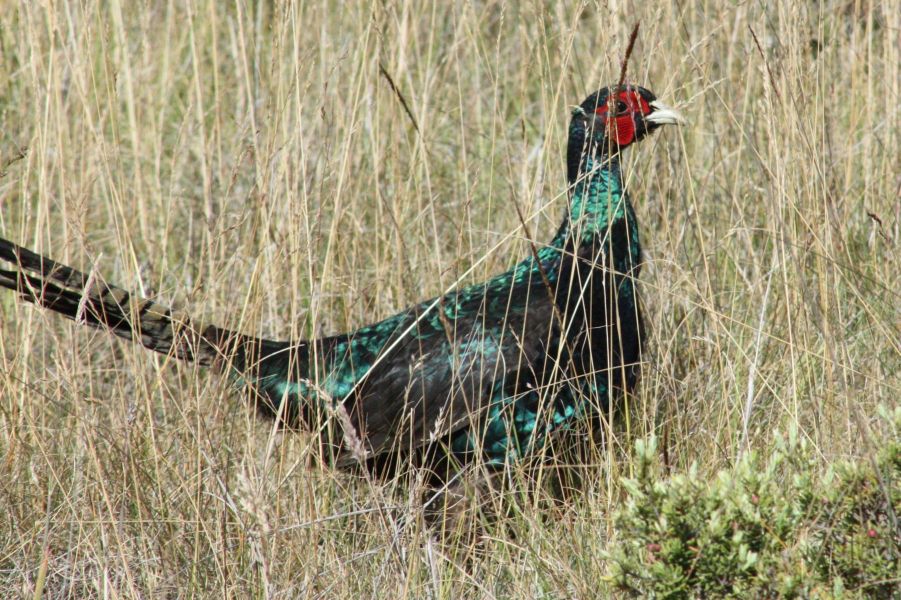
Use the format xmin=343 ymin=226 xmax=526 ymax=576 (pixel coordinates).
xmin=646 ymin=100 xmax=686 ymax=125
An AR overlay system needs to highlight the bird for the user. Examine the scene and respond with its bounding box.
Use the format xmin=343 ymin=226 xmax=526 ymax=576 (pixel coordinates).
xmin=0 ymin=84 xmax=682 ymax=499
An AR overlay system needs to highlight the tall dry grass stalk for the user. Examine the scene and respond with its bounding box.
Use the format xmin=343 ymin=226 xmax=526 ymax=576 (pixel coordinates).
xmin=1 ymin=1 xmax=898 ymax=596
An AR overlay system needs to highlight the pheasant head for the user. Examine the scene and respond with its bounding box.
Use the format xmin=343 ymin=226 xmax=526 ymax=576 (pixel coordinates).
xmin=567 ymin=85 xmax=683 ymax=183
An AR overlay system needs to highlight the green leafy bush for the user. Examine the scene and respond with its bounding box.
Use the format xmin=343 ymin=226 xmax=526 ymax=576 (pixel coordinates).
xmin=606 ymin=408 xmax=900 ymax=598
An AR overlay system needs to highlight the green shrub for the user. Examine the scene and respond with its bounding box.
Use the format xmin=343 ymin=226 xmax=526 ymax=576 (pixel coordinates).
xmin=606 ymin=408 xmax=900 ymax=599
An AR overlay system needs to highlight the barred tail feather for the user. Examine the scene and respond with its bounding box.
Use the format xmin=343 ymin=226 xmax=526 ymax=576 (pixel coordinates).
xmin=0 ymin=237 xmax=258 ymax=371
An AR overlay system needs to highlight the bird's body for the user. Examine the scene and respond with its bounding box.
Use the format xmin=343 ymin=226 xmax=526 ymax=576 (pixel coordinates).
xmin=0 ymin=85 xmax=680 ymax=488
xmin=250 ymin=155 xmax=641 ymax=472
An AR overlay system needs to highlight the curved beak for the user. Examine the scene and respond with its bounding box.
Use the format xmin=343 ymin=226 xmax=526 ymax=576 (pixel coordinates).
xmin=646 ymin=100 xmax=685 ymax=126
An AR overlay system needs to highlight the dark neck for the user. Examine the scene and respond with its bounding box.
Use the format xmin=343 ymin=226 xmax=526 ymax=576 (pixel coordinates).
xmin=552 ymin=153 xmax=630 ymax=248
xmin=502 ymin=146 xmax=639 ymax=286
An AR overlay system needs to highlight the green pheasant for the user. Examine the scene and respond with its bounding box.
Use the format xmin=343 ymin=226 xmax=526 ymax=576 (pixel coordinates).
xmin=1 ymin=85 xmax=682 ymax=485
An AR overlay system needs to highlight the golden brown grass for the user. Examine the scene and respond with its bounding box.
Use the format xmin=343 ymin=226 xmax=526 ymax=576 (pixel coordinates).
xmin=1 ymin=1 xmax=898 ymax=597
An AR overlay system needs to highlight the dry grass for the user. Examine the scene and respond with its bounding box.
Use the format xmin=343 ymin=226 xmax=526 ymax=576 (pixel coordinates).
xmin=0 ymin=0 xmax=898 ymax=597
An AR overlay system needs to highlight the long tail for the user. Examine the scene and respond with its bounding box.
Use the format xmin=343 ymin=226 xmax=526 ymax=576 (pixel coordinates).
xmin=0 ymin=237 xmax=260 ymax=371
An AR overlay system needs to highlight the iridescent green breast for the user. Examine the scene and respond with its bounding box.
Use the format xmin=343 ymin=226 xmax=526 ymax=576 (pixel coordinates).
xmin=448 ymin=158 xmax=642 ymax=465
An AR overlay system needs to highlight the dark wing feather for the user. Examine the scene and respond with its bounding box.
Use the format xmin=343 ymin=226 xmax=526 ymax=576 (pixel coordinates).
xmin=346 ymin=275 xmax=558 ymax=462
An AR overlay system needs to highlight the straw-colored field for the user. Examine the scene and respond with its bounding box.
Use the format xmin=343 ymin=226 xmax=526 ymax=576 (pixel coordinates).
xmin=1 ymin=1 xmax=898 ymax=596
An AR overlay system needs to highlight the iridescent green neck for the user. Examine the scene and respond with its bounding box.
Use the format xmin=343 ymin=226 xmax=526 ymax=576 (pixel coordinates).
xmin=556 ymin=155 xmax=630 ymax=246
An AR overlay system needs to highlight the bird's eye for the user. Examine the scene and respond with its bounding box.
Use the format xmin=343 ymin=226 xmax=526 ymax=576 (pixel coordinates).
xmin=615 ymin=100 xmax=628 ymax=114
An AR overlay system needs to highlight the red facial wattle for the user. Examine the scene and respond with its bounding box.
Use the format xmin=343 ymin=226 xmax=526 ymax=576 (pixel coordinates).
xmin=610 ymin=113 xmax=636 ymax=146
xmin=594 ymin=89 xmax=653 ymax=147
